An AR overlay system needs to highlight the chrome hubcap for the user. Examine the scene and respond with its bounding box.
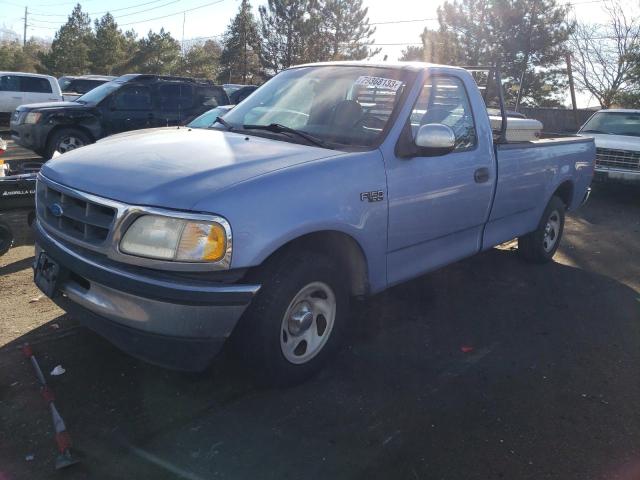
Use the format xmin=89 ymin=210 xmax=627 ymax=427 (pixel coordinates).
xmin=543 ymin=210 xmax=560 ymax=253
xmin=57 ymin=136 xmax=84 ymax=153
xmin=280 ymin=281 xmax=336 ymax=365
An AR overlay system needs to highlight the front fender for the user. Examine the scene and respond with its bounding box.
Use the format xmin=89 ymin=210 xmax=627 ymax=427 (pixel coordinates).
xmin=191 ymin=149 xmax=390 ymax=293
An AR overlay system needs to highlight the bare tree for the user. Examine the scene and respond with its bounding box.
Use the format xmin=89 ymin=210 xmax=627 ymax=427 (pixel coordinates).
xmin=569 ymin=1 xmax=640 ymax=108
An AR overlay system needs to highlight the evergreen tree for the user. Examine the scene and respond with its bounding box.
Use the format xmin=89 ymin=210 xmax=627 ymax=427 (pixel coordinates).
xmin=219 ymin=0 xmax=262 ymax=83
xmin=41 ymin=4 xmax=94 ymax=76
xmin=182 ymin=39 xmax=222 ymax=79
xmin=436 ymin=0 xmax=573 ymax=106
xmin=127 ymin=28 xmax=181 ymax=74
xmin=317 ymin=0 xmax=379 ymax=60
xmin=91 ymin=13 xmax=127 ymax=75
xmin=258 ymin=0 xmax=314 ymax=74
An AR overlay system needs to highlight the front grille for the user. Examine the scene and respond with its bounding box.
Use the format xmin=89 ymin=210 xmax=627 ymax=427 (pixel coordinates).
xmin=36 ymin=180 xmax=116 ymax=247
xmin=596 ymin=147 xmax=640 ymax=171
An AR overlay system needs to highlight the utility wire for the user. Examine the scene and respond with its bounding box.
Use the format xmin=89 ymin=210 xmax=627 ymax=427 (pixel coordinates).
xmin=29 ymin=0 xmax=181 ymax=22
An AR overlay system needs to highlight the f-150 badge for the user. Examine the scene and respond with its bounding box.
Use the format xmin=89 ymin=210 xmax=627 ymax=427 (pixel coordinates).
xmin=360 ymin=190 xmax=384 ymax=202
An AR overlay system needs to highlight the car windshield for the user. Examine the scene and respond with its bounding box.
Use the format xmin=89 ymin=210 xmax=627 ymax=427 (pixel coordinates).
xmin=221 ymin=65 xmax=412 ymax=149
xmin=580 ymin=111 xmax=640 ymax=137
xmin=75 ymin=81 xmax=121 ymax=104
xmin=188 ymin=106 xmax=231 ymax=128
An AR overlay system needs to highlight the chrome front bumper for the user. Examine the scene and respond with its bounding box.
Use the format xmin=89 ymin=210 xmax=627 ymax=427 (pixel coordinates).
xmin=594 ymin=167 xmax=640 ymax=183
xmin=34 ymin=221 xmax=260 ymax=370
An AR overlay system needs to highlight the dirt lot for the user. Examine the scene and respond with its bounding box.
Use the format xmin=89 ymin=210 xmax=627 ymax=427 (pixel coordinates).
xmin=1 ymin=183 xmax=639 ymax=479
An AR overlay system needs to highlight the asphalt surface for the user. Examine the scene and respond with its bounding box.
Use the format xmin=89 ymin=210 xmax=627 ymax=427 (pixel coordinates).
xmin=1 ymin=182 xmax=639 ymax=480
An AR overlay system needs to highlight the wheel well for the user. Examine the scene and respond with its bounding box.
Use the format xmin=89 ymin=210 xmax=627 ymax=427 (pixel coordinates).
xmin=46 ymin=124 xmax=95 ymax=149
xmin=554 ymin=181 xmax=574 ymax=208
xmin=261 ymin=231 xmax=370 ymax=297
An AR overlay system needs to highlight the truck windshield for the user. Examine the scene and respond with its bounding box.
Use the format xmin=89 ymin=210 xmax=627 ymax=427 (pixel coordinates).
xmin=221 ymin=65 xmax=412 ymax=149
xmin=580 ymin=112 xmax=640 ymax=137
xmin=75 ymin=81 xmax=121 ymax=104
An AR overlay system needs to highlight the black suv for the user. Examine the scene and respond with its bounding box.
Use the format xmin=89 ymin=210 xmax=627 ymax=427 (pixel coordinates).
xmin=11 ymin=74 xmax=230 ymax=159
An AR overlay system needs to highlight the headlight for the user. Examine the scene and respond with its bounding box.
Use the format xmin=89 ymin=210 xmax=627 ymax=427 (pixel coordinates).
xmin=120 ymin=215 xmax=229 ymax=263
xmin=24 ymin=112 xmax=42 ymax=124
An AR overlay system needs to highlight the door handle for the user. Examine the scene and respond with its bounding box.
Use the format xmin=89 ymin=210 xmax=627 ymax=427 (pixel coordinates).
xmin=12 ymin=96 xmax=21 ymax=99
xmin=474 ymin=167 xmax=490 ymax=183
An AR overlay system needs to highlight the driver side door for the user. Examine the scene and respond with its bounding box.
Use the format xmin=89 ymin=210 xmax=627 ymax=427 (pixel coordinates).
xmin=384 ymin=74 xmax=496 ymax=285
xmin=103 ymin=84 xmax=153 ymax=135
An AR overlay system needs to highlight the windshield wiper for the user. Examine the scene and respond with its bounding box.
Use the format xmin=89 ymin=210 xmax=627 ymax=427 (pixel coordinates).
xmin=242 ymin=123 xmax=328 ymax=148
xmin=214 ymin=116 xmax=233 ymax=130
xmin=581 ymin=129 xmax=609 ymax=134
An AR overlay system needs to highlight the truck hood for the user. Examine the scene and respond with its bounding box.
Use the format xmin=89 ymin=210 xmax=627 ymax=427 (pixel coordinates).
xmin=41 ymin=127 xmax=341 ymax=210
xmin=579 ymin=133 xmax=640 ymax=152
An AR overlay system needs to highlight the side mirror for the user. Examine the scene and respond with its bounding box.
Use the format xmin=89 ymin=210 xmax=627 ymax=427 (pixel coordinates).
xmin=415 ymin=124 xmax=456 ymax=156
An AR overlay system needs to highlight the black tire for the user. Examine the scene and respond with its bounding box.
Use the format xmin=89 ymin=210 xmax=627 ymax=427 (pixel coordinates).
xmin=0 ymin=221 xmax=14 ymax=257
xmin=518 ymin=195 xmax=565 ymax=264
xmin=233 ymin=251 xmax=349 ymax=386
xmin=45 ymin=128 xmax=91 ymax=159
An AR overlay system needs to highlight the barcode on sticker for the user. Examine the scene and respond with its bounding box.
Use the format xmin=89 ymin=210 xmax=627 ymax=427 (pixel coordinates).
xmin=354 ymin=76 xmax=403 ymax=91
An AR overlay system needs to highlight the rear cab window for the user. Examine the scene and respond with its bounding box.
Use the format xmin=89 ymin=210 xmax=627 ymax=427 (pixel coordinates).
xmin=20 ymin=76 xmax=53 ymax=94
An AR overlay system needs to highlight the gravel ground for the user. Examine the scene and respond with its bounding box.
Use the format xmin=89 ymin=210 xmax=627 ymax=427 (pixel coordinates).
xmin=0 ymin=182 xmax=639 ymax=480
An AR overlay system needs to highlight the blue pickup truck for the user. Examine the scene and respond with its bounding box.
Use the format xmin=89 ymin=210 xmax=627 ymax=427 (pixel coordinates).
xmin=32 ymin=62 xmax=594 ymax=384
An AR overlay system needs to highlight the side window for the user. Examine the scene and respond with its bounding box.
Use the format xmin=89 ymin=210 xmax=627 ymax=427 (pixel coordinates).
xmin=20 ymin=76 xmax=53 ymax=93
xmin=113 ymin=85 xmax=151 ymax=110
xmin=199 ymin=86 xmax=225 ymax=108
xmin=0 ymin=75 xmax=20 ymax=92
xmin=158 ymin=84 xmax=194 ymax=112
xmin=410 ymin=76 xmax=476 ymax=151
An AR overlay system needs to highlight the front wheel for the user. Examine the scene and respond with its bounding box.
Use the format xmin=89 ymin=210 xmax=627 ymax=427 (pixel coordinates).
xmin=45 ymin=128 xmax=91 ymax=159
xmin=233 ymin=251 xmax=349 ymax=386
xmin=518 ymin=195 xmax=565 ymax=263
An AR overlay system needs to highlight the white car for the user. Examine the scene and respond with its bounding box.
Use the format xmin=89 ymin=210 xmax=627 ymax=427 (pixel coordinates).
xmin=0 ymin=72 xmax=63 ymax=120
xmin=578 ymin=109 xmax=640 ymax=184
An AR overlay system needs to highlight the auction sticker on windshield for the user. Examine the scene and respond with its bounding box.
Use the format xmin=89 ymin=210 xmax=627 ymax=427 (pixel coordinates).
xmin=354 ymin=76 xmax=404 ymax=91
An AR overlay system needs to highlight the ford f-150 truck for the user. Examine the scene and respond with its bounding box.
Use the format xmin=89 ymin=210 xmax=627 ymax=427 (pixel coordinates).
xmin=32 ymin=62 xmax=595 ymax=385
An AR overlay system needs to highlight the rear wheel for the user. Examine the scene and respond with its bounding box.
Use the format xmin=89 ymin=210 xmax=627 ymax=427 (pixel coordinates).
xmin=518 ymin=195 xmax=565 ymax=263
xmin=234 ymin=251 xmax=348 ymax=386
xmin=46 ymin=128 xmax=90 ymax=159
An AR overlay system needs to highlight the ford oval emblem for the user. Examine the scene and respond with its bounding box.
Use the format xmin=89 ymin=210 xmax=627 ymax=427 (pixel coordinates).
xmin=49 ymin=203 xmax=64 ymax=218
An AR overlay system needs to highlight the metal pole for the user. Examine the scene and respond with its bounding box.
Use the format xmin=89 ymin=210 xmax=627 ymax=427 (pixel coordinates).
xmin=23 ymin=6 xmax=27 ymax=46
xmin=566 ymin=52 xmax=580 ymax=131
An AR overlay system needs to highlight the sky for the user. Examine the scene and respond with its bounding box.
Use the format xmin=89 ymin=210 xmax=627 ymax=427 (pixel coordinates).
xmin=1 ymin=0 xmax=637 ymax=107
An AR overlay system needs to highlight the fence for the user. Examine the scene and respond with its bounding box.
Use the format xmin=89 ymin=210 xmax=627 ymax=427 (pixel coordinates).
xmin=518 ymin=107 xmax=597 ymax=134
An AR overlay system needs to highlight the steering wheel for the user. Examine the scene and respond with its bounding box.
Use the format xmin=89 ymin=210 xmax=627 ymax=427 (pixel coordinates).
xmin=353 ymin=113 xmax=387 ymax=130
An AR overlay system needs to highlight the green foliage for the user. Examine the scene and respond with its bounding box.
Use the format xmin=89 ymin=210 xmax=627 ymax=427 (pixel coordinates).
xmin=127 ymin=28 xmax=181 ymax=74
xmin=435 ymin=0 xmax=573 ymax=106
xmin=259 ymin=0 xmax=313 ymax=74
xmin=317 ymin=0 xmax=379 ymax=60
xmin=41 ymin=4 xmax=94 ymax=76
xmin=0 ymin=40 xmax=46 ymax=72
xmin=219 ymin=0 xmax=262 ymax=83
xmin=182 ymin=40 xmax=222 ymax=79
xmin=90 ymin=13 xmax=127 ymax=75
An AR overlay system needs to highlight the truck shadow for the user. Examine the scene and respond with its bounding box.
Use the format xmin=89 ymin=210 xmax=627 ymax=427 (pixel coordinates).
xmin=2 ymin=243 xmax=639 ymax=479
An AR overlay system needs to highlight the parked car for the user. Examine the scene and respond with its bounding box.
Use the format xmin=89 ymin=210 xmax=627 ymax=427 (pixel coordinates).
xmin=578 ymin=109 xmax=640 ymax=184
xmin=187 ymin=105 xmax=234 ymax=128
xmin=32 ymin=62 xmax=594 ymax=384
xmin=0 ymin=72 xmax=62 ymax=123
xmin=224 ymin=84 xmax=259 ymax=104
xmin=58 ymin=75 xmax=115 ymax=102
xmin=10 ymin=74 xmax=230 ymax=158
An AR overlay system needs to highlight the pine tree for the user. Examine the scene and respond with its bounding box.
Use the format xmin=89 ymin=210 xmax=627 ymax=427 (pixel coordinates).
xmin=91 ymin=13 xmax=127 ymax=75
xmin=41 ymin=4 xmax=94 ymax=76
xmin=258 ymin=0 xmax=313 ymax=75
xmin=127 ymin=28 xmax=181 ymax=74
xmin=436 ymin=0 xmax=573 ymax=106
xmin=318 ymin=0 xmax=379 ymax=60
xmin=219 ymin=0 xmax=262 ymax=83
xmin=182 ymin=39 xmax=223 ymax=79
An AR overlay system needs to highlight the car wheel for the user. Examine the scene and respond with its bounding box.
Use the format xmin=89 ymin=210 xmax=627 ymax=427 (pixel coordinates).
xmin=46 ymin=129 xmax=91 ymax=159
xmin=518 ymin=195 xmax=565 ymax=264
xmin=0 ymin=221 xmax=14 ymax=257
xmin=234 ymin=251 xmax=349 ymax=386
